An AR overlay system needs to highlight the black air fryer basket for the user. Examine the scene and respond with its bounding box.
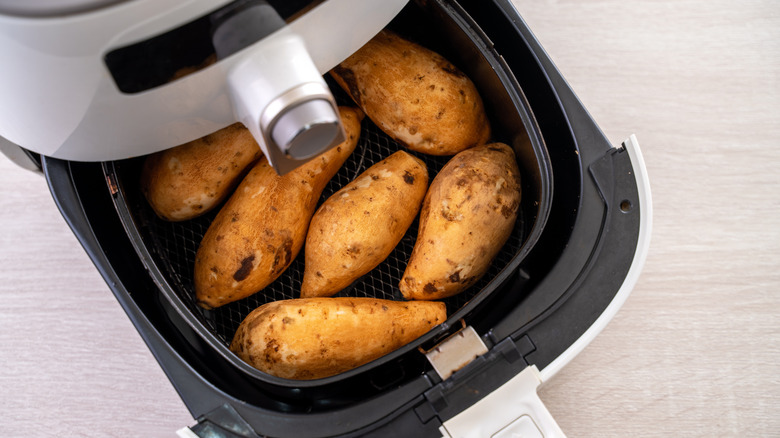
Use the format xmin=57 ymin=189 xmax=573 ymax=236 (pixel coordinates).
xmin=102 ymin=1 xmax=551 ymax=387
xmin=40 ymin=0 xmax=648 ymax=436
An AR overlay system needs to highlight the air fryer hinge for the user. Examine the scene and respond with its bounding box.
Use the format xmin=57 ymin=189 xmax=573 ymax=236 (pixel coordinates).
xmin=419 ymin=333 xmax=536 ymax=425
xmin=422 ymin=324 xmax=489 ymax=381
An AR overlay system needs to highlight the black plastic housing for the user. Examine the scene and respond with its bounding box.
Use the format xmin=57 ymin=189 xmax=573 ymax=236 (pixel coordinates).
xmin=41 ymin=0 xmax=643 ymax=436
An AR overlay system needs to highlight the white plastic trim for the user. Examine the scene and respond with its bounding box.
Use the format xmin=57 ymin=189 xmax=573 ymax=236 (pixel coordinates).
xmin=175 ymin=426 xmax=200 ymax=438
xmin=539 ymin=134 xmax=652 ymax=382
xmin=439 ymin=365 xmax=566 ymax=438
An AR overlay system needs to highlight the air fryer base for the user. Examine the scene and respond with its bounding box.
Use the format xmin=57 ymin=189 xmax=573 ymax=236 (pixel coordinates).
xmin=39 ymin=0 xmax=650 ymax=436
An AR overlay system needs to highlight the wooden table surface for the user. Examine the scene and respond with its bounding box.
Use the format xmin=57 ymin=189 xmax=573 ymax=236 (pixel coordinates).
xmin=2 ymin=0 xmax=778 ymax=436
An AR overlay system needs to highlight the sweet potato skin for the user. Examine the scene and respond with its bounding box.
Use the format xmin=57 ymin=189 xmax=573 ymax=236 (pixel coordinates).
xmin=230 ymin=297 xmax=446 ymax=379
xmin=194 ymin=107 xmax=363 ymax=309
xmin=330 ymin=30 xmax=490 ymax=156
xmin=400 ymin=143 xmax=521 ymax=300
xmin=140 ymin=123 xmax=262 ymax=221
xmin=301 ymin=151 xmax=428 ymax=298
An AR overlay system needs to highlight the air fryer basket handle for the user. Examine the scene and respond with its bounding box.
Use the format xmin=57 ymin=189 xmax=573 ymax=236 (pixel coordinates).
xmin=439 ymin=365 xmax=565 ymax=438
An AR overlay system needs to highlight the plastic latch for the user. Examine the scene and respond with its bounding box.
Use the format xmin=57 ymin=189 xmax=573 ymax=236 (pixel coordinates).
xmin=438 ymin=365 xmax=566 ymax=438
xmin=423 ymin=323 xmax=489 ymax=381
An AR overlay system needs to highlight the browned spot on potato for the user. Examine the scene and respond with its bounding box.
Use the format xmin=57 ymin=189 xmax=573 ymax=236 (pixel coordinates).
xmin=501 ymin=205 xmax=515 ymax=218
xmin=233 ymin=254 xmax=255 ymax=281
xmin=441 ymin=207 xmax=460 ymax=221
xmin=403 ymin=170 xmax=415 ymax=185
xmin=282 ymin=317 xmax=294 ymax=325
xmin=316 ymin=271 xmax=323 ymax=277
xmin=332 ymin=66 xmax=362 ymax=105
xmin=272 ymin=238 xmax=294 ymax=274
xmin=346 ymin=244 xmax=361 ymax=258
xmin=440 ymin=62 xmax=466 ymax=78
xmin=449 ymin=270 xmax=461 ymax=283
xmin=215 ymin=235 xmax=223 ymax=241
xmin=371 ymin=174 xmax=379 ymax=180
xmin=423 ymin=283 xmax=437 ymax=294
xmin=409 ymin=125 xmax=418 ymax=135
xmin=263 ymin=339 xmax=280 ymax=364
xmin=231 ymin=213 xmax=239 ymax=222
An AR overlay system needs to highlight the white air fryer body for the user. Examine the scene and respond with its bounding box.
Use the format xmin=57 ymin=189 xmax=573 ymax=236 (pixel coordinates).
xmin=0 ymin=0 xmax=407 ymax=173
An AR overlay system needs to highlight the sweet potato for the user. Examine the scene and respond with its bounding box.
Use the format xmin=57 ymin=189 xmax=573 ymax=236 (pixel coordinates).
xmin=400 ymin=143 xmax=521 ymax=300
xmin=194 ymin=107 xmax=363 ymax=309
xmin=230 ymin=297 xmax=446 ymax=379
xmin=300 ymin=151 xmax=429 ymax=297
xmin=140 ymin=123 xmax=262 ymax=221
xmin=330 ymin=30 xmax=490 ymax=156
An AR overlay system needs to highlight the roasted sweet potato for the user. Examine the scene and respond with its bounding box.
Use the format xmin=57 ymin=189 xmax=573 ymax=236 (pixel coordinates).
xmin=400 ymin=143 xmax=521 ymax=300
xmin=330 ymin=30 xmax=490 ymax=156
xmin=301 ymin=151 xmax=428 ymax=297
xmin=230 ymin=297 xmax=446 ymax=379
xmin=194 ymin=107 xmax=363 ymax=309
xmin=140 ymin=123 xmax=262 ymax=221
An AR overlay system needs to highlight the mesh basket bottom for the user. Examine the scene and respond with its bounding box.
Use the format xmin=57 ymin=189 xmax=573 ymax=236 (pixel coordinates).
xmin=117 ymin=114 xmax=528 ymax=346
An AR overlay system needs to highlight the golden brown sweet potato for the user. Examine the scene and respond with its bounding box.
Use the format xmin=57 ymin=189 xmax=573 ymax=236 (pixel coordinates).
xmin=400 ymin=143 xmax=521 ymax=300
xmin=194 ymin=107 xmax=363 ymax=309
xmin=140 ymin=123 xmax=262 ymax=221
xmin=230 ymin=297 xmax=446 ymax=379
xmin=301 ymin=151 xmax=428 ymax=297
xmin=330 ymin=30 xmax=490 ymax=156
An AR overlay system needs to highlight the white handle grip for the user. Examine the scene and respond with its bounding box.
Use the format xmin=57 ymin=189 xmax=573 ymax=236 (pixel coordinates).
xmin=439 ymin=365 xmax=566 ymax=438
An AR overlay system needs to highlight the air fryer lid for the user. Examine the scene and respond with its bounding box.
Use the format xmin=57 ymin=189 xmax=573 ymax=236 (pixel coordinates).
xmin=104 ymin=0 xmax=552 ymax=393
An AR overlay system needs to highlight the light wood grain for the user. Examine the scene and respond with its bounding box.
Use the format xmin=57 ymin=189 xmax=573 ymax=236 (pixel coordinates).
xmin=1 ymin=0 xmax=779 ymax=436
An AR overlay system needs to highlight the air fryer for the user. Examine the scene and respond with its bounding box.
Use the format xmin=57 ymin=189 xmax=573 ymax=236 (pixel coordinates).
xmin=9 ymin=0 xmax=652 ymax=436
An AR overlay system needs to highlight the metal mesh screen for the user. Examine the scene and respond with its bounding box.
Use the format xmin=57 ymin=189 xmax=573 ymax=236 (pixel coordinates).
xmin=114 ymin=110 xmax=528 ymax=347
